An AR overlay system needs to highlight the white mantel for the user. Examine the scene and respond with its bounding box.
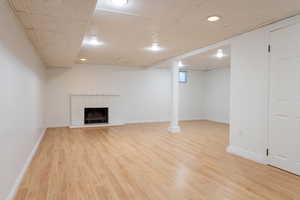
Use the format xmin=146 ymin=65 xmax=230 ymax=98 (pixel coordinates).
xmin=69 ymin=94 xmax=124 ymax=128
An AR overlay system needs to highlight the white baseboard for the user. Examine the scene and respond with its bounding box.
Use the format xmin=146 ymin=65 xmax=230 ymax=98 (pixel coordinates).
xmin=205 ymin=118 xmax=229 ymax=124
xmin=179 ymin=118 xmax=205 ymax=121
xmin=53 ymin=119 xmax=217 ymax=128
xmin=69 ymin=122 xmax=125 ymax=128
xmin=226 ymin=145 xmax=267 ymax=165
xmin=126 ymin=119 xmax=169 ymax=124
xmin=6 ymin=129 xmax=46 ymax=200
xmin=127 ymin=118 xmax=205 ymax=124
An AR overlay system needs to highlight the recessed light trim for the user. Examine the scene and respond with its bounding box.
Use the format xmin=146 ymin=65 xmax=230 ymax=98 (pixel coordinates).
xmin=111 ymin=0 xmax=128 ymax=6
xmin=178 ymin=61 xmax=184 ymax=67
xmin=80 ymin=58 xmax=87 ymax=61
xmin=207 ymin=15 xmax=221 ymax=22
xmin=145 ymin=43 xmax=164 ymax=52
xmin=83 ymin=36 xmax=105 ymax=46
xmin=216 ymin=49 xmax=224 ymax=58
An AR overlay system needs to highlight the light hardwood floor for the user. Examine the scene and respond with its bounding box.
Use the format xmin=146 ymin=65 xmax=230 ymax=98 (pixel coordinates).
xmin=14 ymin=121 xmax=300 ymax=200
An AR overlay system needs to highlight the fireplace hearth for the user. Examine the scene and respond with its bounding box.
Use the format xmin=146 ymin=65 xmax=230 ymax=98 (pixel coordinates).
xmin=84 ymin=107 xmax=108 ymax=124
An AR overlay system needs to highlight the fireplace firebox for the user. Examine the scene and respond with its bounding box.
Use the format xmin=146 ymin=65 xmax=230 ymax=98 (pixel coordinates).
xmin=84 ymin=107 xmax=108 ymax=124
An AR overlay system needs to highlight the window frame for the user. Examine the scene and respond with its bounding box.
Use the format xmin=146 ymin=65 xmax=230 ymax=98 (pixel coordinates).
xmin=179 ymin=71 xmax=188 ymax=83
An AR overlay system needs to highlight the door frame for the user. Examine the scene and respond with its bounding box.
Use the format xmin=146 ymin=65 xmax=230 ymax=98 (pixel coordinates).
xmin=266 ymin=15 xmax=300 ymax=165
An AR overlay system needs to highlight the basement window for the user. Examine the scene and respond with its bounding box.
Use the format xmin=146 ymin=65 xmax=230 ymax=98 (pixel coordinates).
xmin=179 ymin=71 xmax=188 ymax=83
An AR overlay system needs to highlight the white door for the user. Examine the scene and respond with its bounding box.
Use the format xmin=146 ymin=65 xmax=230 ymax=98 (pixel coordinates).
xmin=269 ymin=22 xmax=300 ymax=175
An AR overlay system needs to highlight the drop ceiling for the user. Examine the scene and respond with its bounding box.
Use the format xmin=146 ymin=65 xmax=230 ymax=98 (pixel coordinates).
xmin=8 ymin=0 xmax=97 ymax=67
xmin=8 ymin=0 xmax=300 ymax=67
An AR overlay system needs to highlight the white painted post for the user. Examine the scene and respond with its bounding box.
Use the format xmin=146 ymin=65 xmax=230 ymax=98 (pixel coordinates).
xmin=168 ymin=65 xmax=181 ymax=133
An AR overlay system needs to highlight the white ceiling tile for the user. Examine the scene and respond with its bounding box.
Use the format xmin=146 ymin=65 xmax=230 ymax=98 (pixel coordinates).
xmin=9 ymin=0 xmax=97 ymax=67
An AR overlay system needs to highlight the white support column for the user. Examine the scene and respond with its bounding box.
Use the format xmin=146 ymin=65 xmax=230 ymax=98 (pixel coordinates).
xmin=168 ymin=65 xmax=181 ymax=133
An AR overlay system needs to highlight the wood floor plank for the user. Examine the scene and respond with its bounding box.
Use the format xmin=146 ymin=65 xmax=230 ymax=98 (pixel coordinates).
xmin=14 ymin=121 xmax=300 ymax=200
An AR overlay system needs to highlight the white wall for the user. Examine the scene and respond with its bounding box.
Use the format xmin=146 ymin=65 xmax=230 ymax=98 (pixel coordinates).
xmin=228 ymin=16 xmax=300 ymax=164
xmin=46 ymin=66 xmax=205 ymax=127
xmin=179 ymin=70 xmax=205 ymax=120
xmin=45 ymin=65 xmax=232 ymax=128
xmin=229 ymin=22 xmax=270 ymax=163
xmin=204 ymin=67 xmax=230 ymax=124
xmin=0 ymin=1 xmax=46 ymax=200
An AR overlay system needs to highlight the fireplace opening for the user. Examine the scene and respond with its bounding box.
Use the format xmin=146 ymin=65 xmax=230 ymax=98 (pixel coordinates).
xmin=84 ymin=107 xmax=108 ymax=124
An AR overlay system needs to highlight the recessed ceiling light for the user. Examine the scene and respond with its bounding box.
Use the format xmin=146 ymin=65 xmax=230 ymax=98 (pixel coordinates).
xmin=80 ymin=58 xmax=87 ymax=61
xmin=178 ymin=61 xmax=184 ymax=67
xmin=145 ymin=43 xmax=164 ymax=52
xmin=207 ymin=16 xmax=220 ymax=22
xmin=111 ymin=0 xmax=128 ymax=6
xmin=83 ymin=36 xmax=104 ymax=46
xmin=216 ymin=49 xmax=224 ymax=58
